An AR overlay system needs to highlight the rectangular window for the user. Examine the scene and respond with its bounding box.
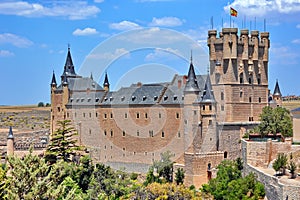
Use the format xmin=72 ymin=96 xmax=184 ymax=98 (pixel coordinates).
xmin=137 ymin=130 xmax=139 ymax=136
xmin=110 ymin=130 xmax=113 ymax=137
xmin=176 ymin=113 xmax=180 ymax=119
xmin=104 ymin=130 xmax=107 ymax=136
xmin=202 ymin=105 xmax=205 ymax=110
xmin=83 ymin=113 xmax=85 ymax=118
xmin=221 ymin=105 xmax=224 ymax=111
xmin=123 ymin=131 xmax=126 ymax=137
xmin=104 ymin=113 xmax=107 ymax=119
xmin=194 ymin=110 xmax=197 ymax=115
xmin=209 ymin=105 xmax=212 ymax=110
xmin=209 ymin=120 xmax=212 ymax=125
xmin=125 ymin=113 xmax=128 ymax=118
xmin=162 ymin=131 xmax=165 ymax=138
xmin=96 ymin=112 xmax=98 ymax=117
xmin=110 ymin=113 xmax=113 ymax=118
xmin=178 ymin=131 xmax=181 ymax=138
xmin=89 ymin=113 xmax=91 ymax=118
xmin=149 ymin=130 xmax=153 ymax=137
xmin=145 ymin=113 xmax=148 ymax=119
xmin=136 ymin=112 xmax=140 ymax=119
xmin=159 ymin=113 xmax=161 ymax=118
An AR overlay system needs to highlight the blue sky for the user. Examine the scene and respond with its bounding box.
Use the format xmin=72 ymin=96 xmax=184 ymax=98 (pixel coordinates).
xmin=0 ymin=0 xmax=300 ymax=105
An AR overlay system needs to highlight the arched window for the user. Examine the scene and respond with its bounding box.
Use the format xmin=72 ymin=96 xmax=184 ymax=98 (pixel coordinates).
xmin=224 ymin=151 xmax=228 ymax=159
xmin=239 ymin=73 xmax=243 ymax=83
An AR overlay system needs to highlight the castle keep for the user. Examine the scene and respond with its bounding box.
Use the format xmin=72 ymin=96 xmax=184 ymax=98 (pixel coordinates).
xmin=50 ymin=28 xmax=270 ymax=186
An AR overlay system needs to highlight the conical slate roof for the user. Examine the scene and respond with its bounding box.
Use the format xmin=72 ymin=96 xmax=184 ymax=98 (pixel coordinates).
xmin=51 ymin=71 xmax=57 ymax=86
xmin=7 ymin=126 xmax=14 ymax=139
xmin=184 ymin=57 xmax=199 ymax=92
xmin=273 ymin=80 xmax=282 ymax=96
xmin=103 ymin=72 xmax=110 ymax=87
xmin=201 ymin=75 xmax=215 ymax=103
xmin=62 ymin=47 xmax=77 ymax=77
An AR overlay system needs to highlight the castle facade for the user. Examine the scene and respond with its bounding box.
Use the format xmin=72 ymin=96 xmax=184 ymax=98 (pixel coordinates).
xmin=50 ymin=28 xmax=270 ymax=186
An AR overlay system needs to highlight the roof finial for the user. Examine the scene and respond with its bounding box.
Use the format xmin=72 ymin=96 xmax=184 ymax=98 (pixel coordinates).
xmin=190 ymin=50 xmax=193 ymax=64
xmin=68 ymin=43 xmax=70 ymax=50
xmin=207 ymin=64 xmax=210 ymax=75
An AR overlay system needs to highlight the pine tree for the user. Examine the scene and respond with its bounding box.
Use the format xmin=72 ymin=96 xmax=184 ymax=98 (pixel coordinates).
xmin=45 ymin=120 xmax=82 ymax=163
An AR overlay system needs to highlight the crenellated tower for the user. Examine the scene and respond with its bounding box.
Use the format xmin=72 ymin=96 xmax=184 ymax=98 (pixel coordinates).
xmin=208 ymin=28 xmax=270 ymax=122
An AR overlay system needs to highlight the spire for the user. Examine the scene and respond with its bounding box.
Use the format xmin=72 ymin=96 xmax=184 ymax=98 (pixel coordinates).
xmin=51 ymin=70 xmax=57 ymax=86
xmin=201 ymin=75 xmax=215 ymax=103
xmin=62 ymin=46 xmax=76 ymax=77
xmin=104 ymin=72 xmax=109 ymax=87
xmin=63 ymin=73 xmax=68 ymax=86
xmin=7 ymin=126 xmax=14 ymax=139
xmin=184 ymin=52 xmax=199 ymax=92
xmin=273 ymin=79 xmax=282 ymax=96
xmin=90 ymin=72 xmax=93 ymax=80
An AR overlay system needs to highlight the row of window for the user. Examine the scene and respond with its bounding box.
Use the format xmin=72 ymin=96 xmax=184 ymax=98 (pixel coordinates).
xmin=67 ymin=111 xmax=181 ymax=119
xmin=102 ymin=129 xmax=181 ymax=138
xmin=239 ymin=74 xmax=261 ymax=84
xmin=102 ymin=151 xmax=157 ymax=160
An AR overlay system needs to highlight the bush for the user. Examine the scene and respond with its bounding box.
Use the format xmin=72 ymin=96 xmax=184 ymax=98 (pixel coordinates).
xmin=38 ymin=102 xmax=44 ymax=107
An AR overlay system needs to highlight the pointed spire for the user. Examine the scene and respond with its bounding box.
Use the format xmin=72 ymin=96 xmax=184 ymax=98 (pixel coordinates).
xmin=63 ymin=45 xmax=76 ymax=76
xmin=184 ymin=51 xmax=199 ymax=92
xmin=90 ymin=72 xmax=94 ymax=80
xmin=273 ymin=79 xmax=282 ymax=96
xmin=63 ymin=73 xmax=68 ymax=86
xmin=201 ymin=75 xmax=215 ymax=103
xmin=7 ymin=126 xmax=14 ymax=139
xmin=51 ymin=70 xmax=57 ymax=86
xmin=103 ymin=72 xmax=110 ymax=87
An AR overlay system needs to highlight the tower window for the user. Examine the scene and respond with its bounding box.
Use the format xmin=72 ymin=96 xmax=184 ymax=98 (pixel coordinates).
xmin=258 ymin=97 xmax=261 ymax=103
xmin=221 ymin=92 xmax=224 ymax=100
xmin=89 ymin=113 xmax=91 ymax=118
xmin=178 ymin=131 xmax=181 ymax=138
xmin=202 ymin=105 xmax=205 ymax=110
xmin=145 ymin=113 xmax=148 ymax=118
xmin=249 ymin=97 xmax=252 ymax=103
xmin=125 ymin=113 xmax=128 ymax=118
xmin=209 ymin=105 xmax=212 ymax=110
xmin=122 ymin=131 xmax=126 ymax=137
xmin=83 ymin=113 xmax=85 ymax=118
xmin=162 ymin=131 xmax=165 ymax=138
xmin=96 ymin=112 xmax=98 ymax=117
xmin=89 ymin=129 xmax=91 ymax=135
xmin=137 ymin=130 xmax=139 ymax=136
xmin=248 ymin=77 xmax=252 ymax=84
xmin=221 ymin=105 xmax=224 ymax=111
xmin=110 ymin=130 xmax=113 ymax=137
xmin=239 ymin=73 xmax=243 ymax=84
xmin=104 ymin=113 xmax=107 ymax=119
xmin=149 ymin=130 xmax=153 ymax=137
xmin=209 ymin=120 xmax=212 ymax=125
xmin=110 ymin=113 xmax=113 ymax=118
xmin=159 ymin=113 xmax=161 ymax=118
xmin=176 ymin=113 xmax=180 ymax=119
xmin=194 ymin=110 xmax=197 ymax=115
xmin=258 ymin=77 xmax=261 ymax=85
xmin=136 ymin=112 xmax=140 ymax=119
xmin=104 ymin=130 xmax=107 ymax=136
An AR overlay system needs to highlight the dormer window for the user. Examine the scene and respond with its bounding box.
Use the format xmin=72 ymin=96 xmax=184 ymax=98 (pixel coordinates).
xmin=164 ymin=95 xmax=168 ymax=101
xmin=104 ymin=97 xmax=108 ymax=101
xmin=132 ymin=96 xmax=136 ymax=101
xmin=109 ymin=97 xmax=113 ymax=101
xmin=81 ymin=98 xmax=84 ymax=102
xmin=121 ymin=96 xmax=125 ymax=101
xmin=143 ymin=96 xmax=147 ymax=101
xmin=154 ymin=96 xmax=158 ymax=101
xmin=95 ymin=98 xmax=99 ymax=102
xmin=87 ymin=98 xmax=91 ymax=102
xmin=173 ymin=95 xmax=177 ymax=100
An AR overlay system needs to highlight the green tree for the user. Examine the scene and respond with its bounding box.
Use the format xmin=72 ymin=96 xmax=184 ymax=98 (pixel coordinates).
xmin=75 ymin=155 xmax=94 ymax=193
xmin=257 ymin=106 xmax=293 ymax=138
xmin=45 ymin=120 xmax=81 ymax=163
xmin=0 ymin=164 xmax=7 ymax=199
xmin=37 ymin=102 xmax=44 ymax=107
xmin=144 ymin=151 xmax=174 ymax=185
xmin=202 ymin=160 xmax=265 ymax=200
xmin=174 ymin=168 xmax=185 ymax=185
xmin=273 ymin=153 xmax=287 ymax=175
xmin=288 ymin=161 xmax=297 ymax=179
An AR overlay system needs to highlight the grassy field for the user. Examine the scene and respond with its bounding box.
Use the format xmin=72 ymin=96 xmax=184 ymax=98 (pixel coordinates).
xmin=282 ymin=100 xmax=300 ymax=111
xmin=0 ymin=105 xmax=50 ymax=132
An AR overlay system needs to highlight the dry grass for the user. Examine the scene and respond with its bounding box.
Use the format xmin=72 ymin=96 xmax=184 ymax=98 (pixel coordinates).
xmin=282 ymin=101 xmax=300 ymax=111
xmin=0 ymin=105 xmax=50 ymax=113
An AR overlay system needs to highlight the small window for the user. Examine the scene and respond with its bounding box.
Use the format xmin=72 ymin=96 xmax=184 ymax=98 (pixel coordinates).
xmin=104 ymin=145 xmax=106 ymax=149
xmin=58 ymin=107 xmax=61 ymax=112
xmin=176 ymin=113 xmax=180 ymax=119
xmin=96 ymin=112 xmax=98 ymax=117
xmin=136 ymin=112 xmax=140 ymax=119
xmin=104 ymin=113 xmax=107 ymax=119
xmin=110 ymin=113 xmax=113 ymax=118
xmin=202 ymin=105 xmax=205 ymax=110
xmin=178 ymin=131 xmax=181 ymax=138
xmin=249 ymin=77 xmax=252 ymax=84
xmin=145 ymin=152 xmax=147 ymax=155
xmin=240 ymin=73 xmax=243 ymax=84
xmin=110 ymin=130 xmax=113 ymax=137
xmin=149 ymin=130 xmax=153 ymax=137
xmin=83 ymin=113 xmax=86 ymax=118
xmin=159 ymin=113 xmax=161 ymax=118
xmin=258 ymin=97 xmax=261 ymax=103
xmin=125 ymin=113 xmax=128 ymax=118
xmin=145 ymin=113 xmax=148 ymax=119
xmin=221 ymin=92 xmax=224 ymax=100
xmin=209 ymin=120 xmax=212 ymax=125
xmin=162 ymin=131 xmax=165 ymax=138
xmin=249 ymin=97 xmax=252 ymax=103
xmin=89 ymin=129 xmax=91 ymax=135
xmin=240 ymin=91 xmax=243 ymax=98
xmin=67 ymin=112 xmax=69 ymax=118
xmin=194 ymin=110 xmax=197 ymax=115
xmin=257 ymin=78 xmax=261 ymax=85
xmin=137 ymin=130 xmax=139 ymax=136
xmin=209 ymin=105 xmax=212 ymax=110
xmin=224 ymin=151 xmax=228 ymax=159
xmin=104 ymin=130 xmax=107 ymax=136
xmin=89 ymin=113 xmax=91 ymax=118
xmin=122 ymin=131 xmax=126 ymax=137
xmin=221 ymin=105 xmax=224 ymax=111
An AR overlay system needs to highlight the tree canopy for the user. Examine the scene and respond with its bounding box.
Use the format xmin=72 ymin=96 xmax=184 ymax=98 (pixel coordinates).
xmin=256 ymin=106 xmax=293 ymax=138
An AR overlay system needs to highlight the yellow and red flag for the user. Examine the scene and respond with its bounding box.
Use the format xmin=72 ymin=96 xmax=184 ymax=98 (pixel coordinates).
xmin=230 ymin=7 xmax=238 ymax=17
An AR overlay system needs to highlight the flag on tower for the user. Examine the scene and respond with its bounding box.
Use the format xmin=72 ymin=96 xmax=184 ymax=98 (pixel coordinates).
xmin=230 ymin=7 xmax=238 ymax=17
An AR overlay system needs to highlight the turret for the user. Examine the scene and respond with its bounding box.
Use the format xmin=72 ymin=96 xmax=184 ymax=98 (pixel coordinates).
xmin=7 ymin=126 xmax=14 ymax=156
xmin=184 ymin=54 xmax=200 ymax=94
xmin=51 ymin=71 xmax=57 ymax=88
xmin=272 ymin=80 xmax=282 ymax=107
xmin=103 ymin=72 xmax=110 ymax=92
xmin=61 ymin=46 xmax=77 ymax=81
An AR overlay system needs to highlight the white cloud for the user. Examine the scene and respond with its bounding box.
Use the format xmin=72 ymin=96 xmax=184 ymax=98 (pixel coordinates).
xmin=109 ymin=21 xmax=141 ymax=31
xmin=149 ymin=17 xmax=184 ymax=27
xmin=0 ymin=33 xmax=33 ymax=48
xmin=292 ymin=39 xmax=300 ymax=44
xmin=0 ymin=50 xmax=14 ymax=57
xmin=73 ymin=28 xmax=98 ymax=36
xmin=296 ymin=24 xmax=300 ymax=28
xmin=0 ymin=1 xmax=100 ymax=20
xmin=87 ymin=48 xmax=130 ymax=60
xmin=94 ymin=0 xmax=104 ymax=3
xmin=225 ymin=0 xmax=300 ymax=17
xmin=270 ymin=45 xmax=299 ymax=65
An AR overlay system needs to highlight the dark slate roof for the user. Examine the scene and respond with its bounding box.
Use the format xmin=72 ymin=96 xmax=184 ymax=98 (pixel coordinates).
xmin=57 ymin=77 xmax=103 ymax=91
xmin=273 ymin=80 xmax=282 ymax=96
xmin=67 ymin=92 xmax=105 ymax=106
xmin=63 ymin=47 xmax=77 ymax=77
xmin=51 ymin=71 xmax=57 ymax=86
xmin=200 ymin=75 xmax=215 ymax=103
xmin=184 ymin=60 xmax=200 ymax=92
xmin=291 ymin=107 xmax=300 ymax=112
xmin=103 ymin=72 xmax=110 ymax=87
xmin=7 ymin=126 xmax=14 ymax=139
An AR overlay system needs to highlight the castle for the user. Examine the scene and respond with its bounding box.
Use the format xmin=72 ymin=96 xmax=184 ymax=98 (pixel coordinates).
xmin=50 ymin=27 xmax=273 ymax=186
